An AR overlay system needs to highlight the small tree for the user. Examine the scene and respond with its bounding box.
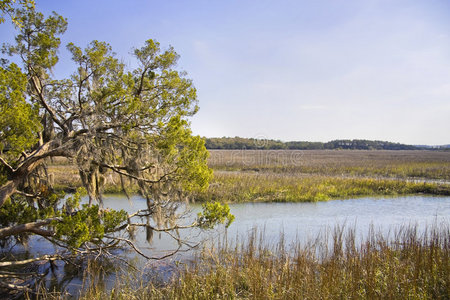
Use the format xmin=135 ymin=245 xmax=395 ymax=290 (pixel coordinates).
xmin=0 ymin=7 xmax=233 ymax=294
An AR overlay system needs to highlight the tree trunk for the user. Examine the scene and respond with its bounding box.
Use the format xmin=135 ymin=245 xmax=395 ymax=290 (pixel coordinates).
xmin=0 ymin=140 xmax=67 ymax=208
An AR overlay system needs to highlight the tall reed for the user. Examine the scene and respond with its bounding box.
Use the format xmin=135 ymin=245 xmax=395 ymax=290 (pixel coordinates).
xmin=73 ymin=223 xmax=449 ymax=299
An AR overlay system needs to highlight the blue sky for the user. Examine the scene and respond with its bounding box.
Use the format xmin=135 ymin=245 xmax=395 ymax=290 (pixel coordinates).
xmin=1 ymin=0 xmax=450 ymax=144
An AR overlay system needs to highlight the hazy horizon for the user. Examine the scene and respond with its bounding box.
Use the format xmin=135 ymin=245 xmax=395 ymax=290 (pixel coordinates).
xmin=1 ymin=0 xmax=449 ymax=145
xmin=203 ymin=135 xmax=449 ymax=147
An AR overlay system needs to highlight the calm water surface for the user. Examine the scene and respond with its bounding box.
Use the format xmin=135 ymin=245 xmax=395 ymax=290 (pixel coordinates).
xmin=27 ymin=194 xmax=450 ymax=262
xmin=87 ymin=194 xmax=450 ymax=253
xmin=16 ymin=195 xmax=450 ymax=294
xmin=225 ymin=195 xmax=449 ymax=243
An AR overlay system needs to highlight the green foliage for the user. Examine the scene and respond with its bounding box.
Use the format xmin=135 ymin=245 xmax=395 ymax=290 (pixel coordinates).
xmin=155 ymin=116 xmax=212 ymax=192
xmin=64 ymin=187 xmax=84 ymax=212
xmin=197 ymin=201 xmax=234 ymax=229
xmin=0 ymin=195 xmax=56 ymax=227
xmin=5 ymin=8 xmax=67 ymax=70
xmin=50 ymin=188 xmax=127 ymax=249
xmin=0 ymin=186 xmax=127 ymax=249
xmin=102 ymin=208 xmax=127 ymax=233
xmin=54 ymin=205 xmax=102 ymax=248
xmin=0 ymin=63 xmax=41 ymax=156
xmin=0 ymin=0 xmax=34 ymax=25
xmin=54 ymin=204 xmax=127 ymax=248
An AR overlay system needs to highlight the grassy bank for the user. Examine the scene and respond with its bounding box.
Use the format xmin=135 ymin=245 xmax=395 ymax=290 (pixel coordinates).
xmin=202 ymin=150 xmax=450 ymax=202
xmin=47 ymin=150 xmax=450 ymax=201
xmin=195 ymin=172 xmax=450 ymax=202
xmin=72 ymin=224 xmax=450 ymax=299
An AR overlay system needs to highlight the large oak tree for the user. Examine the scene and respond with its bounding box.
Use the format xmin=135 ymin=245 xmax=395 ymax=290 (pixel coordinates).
xmin=0 ymin=6 xmax=232 ymax=294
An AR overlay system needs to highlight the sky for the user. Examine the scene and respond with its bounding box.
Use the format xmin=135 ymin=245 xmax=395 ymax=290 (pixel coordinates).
xmin=1 ymin=0 xmax=450 ymax=145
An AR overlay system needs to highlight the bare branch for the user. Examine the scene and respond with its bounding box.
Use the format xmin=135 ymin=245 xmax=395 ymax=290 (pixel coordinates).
xmin=0 ymin=254 xmax=62 ymax=267
xmin=0 ymin=271 xmax=42 ymax=278
xmin=104 ymin=235 xmax=183 ymax=260
xmin=98 ymin=162 xmax=177 ymax=184
xmin=13 ymin=140 xmax=68 ymax=172
xmin=0 ymin=281 xmax=32 ymax=292
xmin=0 ymin=217 xmax=61 ymax=239
xmin=14 ymin=190 xmax=44 ymax=199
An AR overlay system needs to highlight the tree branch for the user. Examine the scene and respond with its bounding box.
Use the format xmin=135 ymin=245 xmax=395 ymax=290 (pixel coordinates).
xmin=128 ymin=221 xmax=198 ymax=232
xmin=29 ymin=72 xmax=67 ymax=134
xmin=0 ymin=254 xmax=62 ymax=267
xmin=104 ymin=235 xmax=183 ymax=260
xmin=0 ymin=271 xmax=42 ymax=278
xmin=0 ymin=217 xmax=61 ymax=239
xmin=98 ymin=162 xmax=177 ymax=184
xmin=14 ymin=141 xmax=70 ymax=172
xmin=0 ymin=281 xmax=32 ymax=292
xmin=0 ymin=156 xmax=13 ymax=173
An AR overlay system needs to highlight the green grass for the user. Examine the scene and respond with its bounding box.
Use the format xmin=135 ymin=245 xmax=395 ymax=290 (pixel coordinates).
xmin=195 ymin=172 xmax=450 ymax=203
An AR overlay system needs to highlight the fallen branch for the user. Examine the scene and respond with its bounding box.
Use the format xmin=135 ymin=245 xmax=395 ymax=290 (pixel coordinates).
xmin=0 ymin=254 xmax=61 ymax=267
xmin=0 ymin=281 xmax=32 ymax=292
xmin=0 ymin=271 xmax=43 ymax=278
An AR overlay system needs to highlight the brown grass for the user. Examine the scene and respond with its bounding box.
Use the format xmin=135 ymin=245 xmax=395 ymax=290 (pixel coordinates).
xmin=209 ymin=150 xmax=450 ymax=180
xmin=71 ymin=223 xmax=450 ymax=299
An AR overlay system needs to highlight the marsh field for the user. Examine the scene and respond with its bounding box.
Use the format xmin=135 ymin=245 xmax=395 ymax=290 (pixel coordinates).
xmin=49 ymin=149 xmax=450 ymax=202
xmin=39 ymin=149 xmax=450 ymax=299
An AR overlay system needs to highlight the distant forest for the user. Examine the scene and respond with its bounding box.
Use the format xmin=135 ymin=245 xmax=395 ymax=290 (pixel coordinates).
xmin=204 ymin=137 xmax=445 ymax=150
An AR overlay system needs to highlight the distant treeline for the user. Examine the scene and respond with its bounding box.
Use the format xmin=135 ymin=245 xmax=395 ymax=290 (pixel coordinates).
xmin=205 ymin=137 xmax=430 ymax=150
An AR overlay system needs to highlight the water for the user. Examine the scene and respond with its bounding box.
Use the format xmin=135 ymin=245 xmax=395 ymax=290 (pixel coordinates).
xmin=7 ymin=195 xmax=450 ymax=294
xmin=40 ymin=194 xmax=449 ymax=256
xmin=93 ymin=195 xmax=450 ymax=250
xmin=224 ymin=196 xmax=450 ymax=245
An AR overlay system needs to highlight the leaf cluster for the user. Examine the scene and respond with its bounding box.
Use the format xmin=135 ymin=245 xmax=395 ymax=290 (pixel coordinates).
xmin=197 ymin=201 xmax=235 ymax=229
xmin=0 ymin=63 xmax=41 ymax=156
xmin=54 ymin=204 xmax=127 ymax=249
